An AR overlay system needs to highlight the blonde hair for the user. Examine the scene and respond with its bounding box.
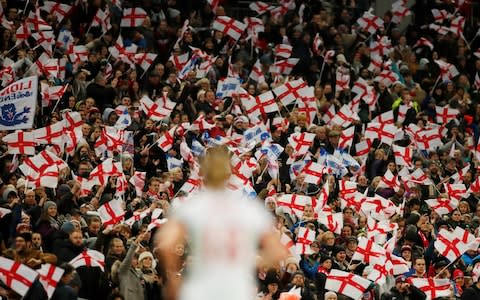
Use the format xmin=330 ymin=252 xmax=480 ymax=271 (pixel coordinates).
xmin=200 ymin=145 xmax=231 ymax=188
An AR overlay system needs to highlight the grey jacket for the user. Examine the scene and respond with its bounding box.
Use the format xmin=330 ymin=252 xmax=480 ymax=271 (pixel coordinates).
xmin=118 ymin=242 xmax=145 ymax=300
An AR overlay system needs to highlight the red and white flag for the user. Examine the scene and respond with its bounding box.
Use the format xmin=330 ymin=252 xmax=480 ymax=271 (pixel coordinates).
xmin=140 ymin=95 xmax=173 ymax=121
xmin=129 ymin=171 xmax=146 ymax=197
xmin=32 ymin=31 xmax=55 ymax=55
xmin=357 ymin=10 xmax=384 ymax=34
xmin=88 ymin=158 xmax=123 ymax=187
xmin=124 ymin=209 xmax=151 ymax=227
xmin=212 ymin=16 xmax=247 ymax=40
xmin=280 ymin=232 xmax=296 ymax=256
xmin=392 ymin=144 xmax=413 ymax=167
xmin=436 ymin=105 xmax=459 ymax=124
xmin=426 ymin=197 xmax=459 ymax=216
xmin=91 ymin=9 xmax=112 ymax=33
xmin=269 ymin=58 xmax=299 ymax=75
xmin=120 ymin=7 xmax=147 ymax=27
xmin=98 ymin=199 xmax=125 ymax=229
xmin=32 ymin=120 xmax=65 ymax=145
xmin=391 ymin=0 xmax=410 ymax=24
xmin=134 ymin=53 xmax=158 ymax=72
xmin=431 ymin=9 xmax=451 ymax=23
xmin=408 ymin=278 xmax=451 ymax=300
xmin=302 ymin=161 xmax=330 ymax=185
xmin=335 ymin=69 xmax=350 ymax=92
xmin=0 ymin=257 xmax=37 ymax=297
xmin=288 ymin=132 xmax=315 ymax=156
xmin=295 ymin=227 xmax=315 ymax=255
xmin=374 ymin=69 xmax=399 ymax=87
xmin=37 ymin=263 xmax=64 ymax=299
xmin=451 ymin=164 xmax=470 ymax=183
xmin=147 ymin=208 xmax=168 ymax=231
xmin=435 ymin=60 xmax=459 ymax=81
xmin=26 ymin=10 xmax=52 ymax=31
xmin=330 ymin=105 xmax=358 ymax=127
xmin=180 ymin=171 xmax=202 ymax=194
xmin=434 ymin=227 xmax=474 ymax=262
xmin=352 ymin=237 xmax=386 ymax=264
xmin=277 ymin=194 xmax=313 ymax=218
xmin=338 ymin=126 xmax=355 ymax=150
xmin=169 ymin=53 xmax=190 ymax=72
xmin=249 ymin=59 xmax=266 ymax=84
xmin=413 ymin=37 xmax=434 ymax=50
xmin=41 ymin=83 xmax=68 ymax=107
xmin=444 ymin=183 xmax=469 ymax=201
xmin=355 ymin=139 xmax=372 ymax=157
xmin=325 ymin=270 xmax=372 ymax=300
xmin=249 ymin=1 xmax=271 ymax=14
xmin=16 ymin=24 xmax=31 ymax=46
xmin=377 ymin=169 xmax=401 ymax=192
xmin=272 ymin=79 xmax=308 ymax=106
xmin=2 ymin=131 xmax=35 ymax=155
xmin=365 ymin=122 xmax=398 ymax=145
xmin=69 ymin=249 xmax=105 ymax=271
xmin=450 ymin=16 xmax=465 ymax=36
xmin=274 ymin=44 xmax=293 ymax=58
xmin=242 ymin=90 xmax=278 ymax=121
xmin=371 ymin=111 xmax=394 ymax=124
xmin=317 ymin=211 xmax=343 ymax=235
xmin=41 ymin=1 xmax=72 ymax=22
xmin=156 ymin=127 xmax=176 ymax=152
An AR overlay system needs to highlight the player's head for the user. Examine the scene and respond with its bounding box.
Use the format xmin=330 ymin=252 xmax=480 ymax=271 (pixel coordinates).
xmin=200 ymin=145 xmax=231 ymax=189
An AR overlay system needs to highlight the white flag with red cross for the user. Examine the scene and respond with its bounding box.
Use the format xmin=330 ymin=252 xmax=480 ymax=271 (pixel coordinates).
xmin=407 ymin=278 xmax=451 ymax=300
xmin=277 ymin=194 xmax=314 ymax=218
xmin=352 ymin=237 xmax=386 ymax=264
xmin=69 ymin=249 xmax=105 ymax=271
xmin=325 ymin=270 xmax=372 ymax=300
xmin=274 ymin=44 xmax=293 ymax=58
xmin=0 ymin=257 xmax=38 ymax=296
xmin=317 ymin=211 xmax=343 ymax=235
xmin=295 ymin=227 xmax=315 ymax=255
xmin=242 ymin=90 xmax=278 ymax=121
xmin=357 ymin=9 xmax=384 ymax=34
xmin=435 ymin=105 xmax=459 ymax=124
xmin=41 ymin=1 xmax=72 ymax=22
xmin=269 ymin=58 xmax=299 ymax=75
xmin=140 ymin=95 xmax=173 ymax=121
xmin=129 ymin=171 xmax=146 ymax=197
xmin=121 ymin=7 xmax=147 ymax=27
xmin=37 ymin=263 xmax=64 ymax=299
xmin=98 ymin=199 xmax=125 ymax=229
xmin=249 ymin=1 xmax=271 ymax=14
xmin=2 ymin=131 xmax=36 ymax=155
xmin=435 ymin=60 xmax=459 ymax=81
xmin=212 ymin=16 xmax=247 ymax=40
xmin=272 ymin=79 xmax=308 ymax=107
xmin=287 ymin=132 xmax=315 ymax=156
xmin=434 ymin=227 xmax=475 ymax=262
xmin=426 ymin=197 xmax=459 ymax=216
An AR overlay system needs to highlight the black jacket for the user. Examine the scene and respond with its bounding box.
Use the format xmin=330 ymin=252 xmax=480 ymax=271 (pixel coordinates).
xmin=462 ymin=284 xmax=480 ymax=300
xmin=380 ymin=286 xmax=426 ymax=300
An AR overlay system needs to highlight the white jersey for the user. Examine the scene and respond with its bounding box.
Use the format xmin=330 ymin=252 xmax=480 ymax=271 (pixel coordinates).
xmin=174 ymin=188 xmax=271 ymax=300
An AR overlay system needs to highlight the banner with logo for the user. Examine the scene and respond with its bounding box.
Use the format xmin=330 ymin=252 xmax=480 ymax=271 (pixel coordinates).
xmin=0 ymin=76 xmax=38 ymax=131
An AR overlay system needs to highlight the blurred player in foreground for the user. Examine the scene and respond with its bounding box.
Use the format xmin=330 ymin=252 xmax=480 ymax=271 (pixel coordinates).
xmin=155 ymin=145 xmax=286 ymax=300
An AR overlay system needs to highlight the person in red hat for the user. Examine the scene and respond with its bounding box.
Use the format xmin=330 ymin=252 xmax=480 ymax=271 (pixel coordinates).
xmin=453 ymin=269 xmax=465 ymax=298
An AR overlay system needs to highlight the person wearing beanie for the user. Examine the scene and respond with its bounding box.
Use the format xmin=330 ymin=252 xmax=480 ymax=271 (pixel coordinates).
xmin=284 ymin=270 xmax=314 ymax=300
xmin=381 ymin=275 xmax=426 ymax=300
xmin=315 ymin=256 xmax=333 ymax=300
xmin=332 ymin=246 xmax=348 ymax=271
xmin=453 ymin=269 xmax=465 ymax=298
xmin=35 ymin=201 xmax=60 ymax=252
xmin=257 ymin=269 xmax=281 ymax=300
xmin=137 ymin=251 xmax=161 ymax=300
xmin=324 ymin=291 xmax=337 ymax=300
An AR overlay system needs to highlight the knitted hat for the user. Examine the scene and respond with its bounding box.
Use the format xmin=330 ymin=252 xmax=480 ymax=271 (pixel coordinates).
xmin=138 ymin=251 xmax=157 ymax=269
xmin=43 ymin=201 xmax=57 ymax=211
xmin=61 ymin=222 xmax=75 ymax=234
xmin=2 ymin=186 xmax=17 ymax=203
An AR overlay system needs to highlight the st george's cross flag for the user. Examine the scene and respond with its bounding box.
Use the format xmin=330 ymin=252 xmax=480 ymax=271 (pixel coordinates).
xmin=0 ymin=76 xmax=37 ymax=131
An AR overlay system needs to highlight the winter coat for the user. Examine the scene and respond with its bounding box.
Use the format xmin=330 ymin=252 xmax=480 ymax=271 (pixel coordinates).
xmin=118 ymin=242 xmax=145 ymax=300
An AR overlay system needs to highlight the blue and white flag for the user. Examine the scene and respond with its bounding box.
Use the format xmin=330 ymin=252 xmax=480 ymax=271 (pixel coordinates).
xmin=216 ymin=77 xmax=240 ymax=99
xmin=178 ymin=56 xmax=198 ymax=80
xmin=243 ymin=123 xmax=271 ymax=145
xmin=166 ymin=155 xmax=183 ymax=171
xmin=115 ymin=107 xmax=131 ymax=130
xmin=191 ymin=139 xmax=206 ymax=157
xmin=0 ymin=76 xmax=37 ymax=131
